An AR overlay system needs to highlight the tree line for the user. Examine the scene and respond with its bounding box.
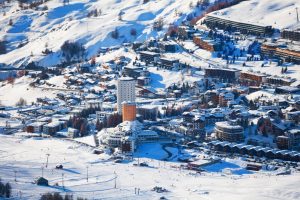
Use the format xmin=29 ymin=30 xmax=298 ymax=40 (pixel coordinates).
xmin=0 ymin=178 xmax=11 ymax=198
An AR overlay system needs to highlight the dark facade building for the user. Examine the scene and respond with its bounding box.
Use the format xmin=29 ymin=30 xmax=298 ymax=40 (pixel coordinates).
xmin=123 ymin=65 xmax=143 ymax=78
xmin=205 ymin=14 xmax=273 ymax=36
xmin=159 ymin=57 xmax=180 ymax=69
xmin=178 ymin=26 xmax=196 ymax=40
xmin=277 ymin=136 xmax=291 ymax=150
xmin=159 ymin=41 xmax=178 ymax=53
xmin=204 ymin=68 xmax=240 ymax=83
xmin=139 ymin=51 xmax=159 ymax=63
xmin=266 ymin=76 xmax=295 ymax=86
xmin=275 ymin=86 xmax=300 ymax=94
xmin=281 ymin=29 xmax=300 ymax=41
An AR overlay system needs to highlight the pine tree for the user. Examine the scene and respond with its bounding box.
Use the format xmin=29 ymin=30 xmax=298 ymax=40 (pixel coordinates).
xmin=80 ymin=122 xmax=87 ymax=136
xmin=4 ymin=183 xmax=11 ymax=198
xmin=0 ymin=41 xmax=6 ymax=55
xmin=96 ymin=119 xmax=103 ymax=131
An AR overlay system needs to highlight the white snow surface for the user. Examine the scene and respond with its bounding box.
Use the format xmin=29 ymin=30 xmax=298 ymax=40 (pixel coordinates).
xmin=0 ymin=76 xmax=57 ymax=106
xmin=0 ymin=135 xmax=300 ymax=200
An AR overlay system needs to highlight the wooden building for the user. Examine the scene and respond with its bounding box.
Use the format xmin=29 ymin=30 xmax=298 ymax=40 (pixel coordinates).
xmin=139 ymin=51 xmax=159 ymax=63
xmin=193 ymin=34 xmax=221 ymax=52
xmin=239 ymin=71 xmax=268 ymax=86
xmin=277 ymin=136 xmax=291 ymax=150
xmin=261 ymin=43 xmax=300 ymax=64
xmin=159 ymin=57 xmax=180 ymax=69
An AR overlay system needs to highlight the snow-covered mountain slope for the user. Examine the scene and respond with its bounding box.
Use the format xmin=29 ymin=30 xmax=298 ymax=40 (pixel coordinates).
xmin=1 ymin=0 xmax=299 ymax=67
xmin=0 ymin=0 xmax=204 ymax=67
xmin=210 ymin=0 xmax=300 ymax=29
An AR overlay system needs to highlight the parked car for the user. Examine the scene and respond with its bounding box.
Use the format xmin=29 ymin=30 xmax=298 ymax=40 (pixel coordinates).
xmin=55 ymin=164 xmax=63 ymax=169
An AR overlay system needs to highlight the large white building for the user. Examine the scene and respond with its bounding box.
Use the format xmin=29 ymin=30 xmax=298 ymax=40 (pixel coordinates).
xmin=117 ymin=77 xmax=136 ymax=113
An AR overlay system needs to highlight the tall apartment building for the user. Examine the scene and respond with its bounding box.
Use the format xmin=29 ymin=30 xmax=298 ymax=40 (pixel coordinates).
xmin=122 ymin=102 xmax=137 ymax=122
xmin=117 ymin=77 xmax=136 ymax=114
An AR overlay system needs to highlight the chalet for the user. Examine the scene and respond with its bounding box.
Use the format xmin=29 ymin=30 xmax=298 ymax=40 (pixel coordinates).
xmin=68 ymin=128 xmax=80 ymax=138
xmin=123 ymin=65 xmax=143 ymax=78
xmin=37 ymin=117 xmax=52 ymax=123
xmin=204 ymin=90 xmax=219 ymax=105
xmin=137 ymin=76 xmax=151 ymax=86
xmin=138 ymin=87 xmax=158 ymax=98
xmin=137 ymin=105 xmax=158 ymax=121
xmin=277 ymin=136 xmax=291 ymax=150
xmin=141 ymin=69 xmax=150 ymax=77
xmin=183 ymin=112 xmax=195 ymax=123
xmin=43 ymin=121 xmax=66 ymax=135
xmin=286 ymin=129 xmax=300 ymax=148
xmin=121 ymin=136 xmax=135 ymax=153
xmin=159 ymin=57 xmax=180 ymax=69
xmin=271 ymin=121 xmax=288 ymax=136
xmin=192 ymin=117 xmax=206 ymax=137
xmin=178 ymin=26 xmax=196 ymax=40
xmin=159 ymin=41 xmax=178 ymax=53
xmin=218 ymin=92 xmax=234 ymax=107
xmin=136 ymin=130 xmax=159 ymax=142
xmin=84 ymin=93 xmax=100 ymax=101
xmin=295 ymin=101 xmax=300 ymax=110
xmin=37 ymin=97 xmax=59 ymax=105
xmin=26 ymin=122 xmax=46 ymax=133
xmin=203 ymin=113 xmax=225 ymax=126
xmin=275 ymin=86 xmax=300 ymax=94
xmin=257 ymin=116 xmax=273 ymax=136
xmin=96 ymin=111 xmax=115 ymax=123
xmin=139 ymin=51 xmax=159 ymax=63
xmin=86 ymin=100 xmax=102 ymax=109
xmin=266 ymin=76 xmax=295 ymax=86
xmin=249 ymin=86 xmax=263 ymax=93
xmin=285 ymin=111 xmax=300 ymax=124
xmin=248 ymin=146 xmax=261 ymax=156
xmin=132 ymin=41 xmax=143 ymax=49
xmin=100 ymin=75 xmax=112 ymax=82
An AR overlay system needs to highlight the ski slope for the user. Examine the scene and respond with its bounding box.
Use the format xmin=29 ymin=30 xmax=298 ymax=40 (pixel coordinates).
xmin=0 ymin=0 xmax=205 ymax=67
xmin=0 ymin=135 xmax=300 ymax=200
